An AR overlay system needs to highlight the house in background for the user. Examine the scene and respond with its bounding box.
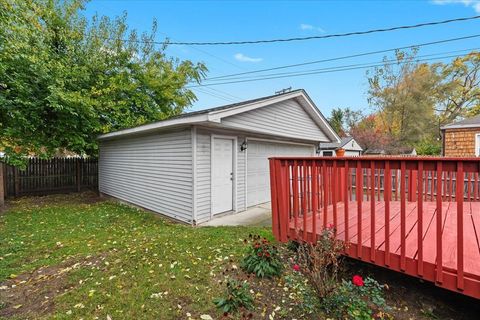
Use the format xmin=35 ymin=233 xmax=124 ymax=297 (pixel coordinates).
xmin=441 ymin=115 xmax=480 ymax=157
xmin=318 ymin=136 xmax=363 ymax=156
xmin=97 ymin=89 xmax=340 ymax=225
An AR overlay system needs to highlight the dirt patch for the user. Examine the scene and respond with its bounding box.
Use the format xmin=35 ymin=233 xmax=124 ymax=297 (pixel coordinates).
xmin=5 ymin=191 xmax=104 ymax=211
xmin=0 ymin=255 xmax=106 ymax=318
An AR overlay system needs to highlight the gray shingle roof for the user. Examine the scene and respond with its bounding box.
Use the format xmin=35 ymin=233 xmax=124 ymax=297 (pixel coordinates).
xmin=441 ymin=115 xmax=480 ymax=129
xmin=168 ymin=88 xmax=305 ymax=120
xmin=319 ymin=136 xmax=354 ymax=149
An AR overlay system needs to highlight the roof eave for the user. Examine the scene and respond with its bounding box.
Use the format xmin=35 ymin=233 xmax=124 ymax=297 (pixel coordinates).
xmin=441 ymin=123 xmax=480 ymax=130
xmin=97 ymin=114 xmax=211 ymax=140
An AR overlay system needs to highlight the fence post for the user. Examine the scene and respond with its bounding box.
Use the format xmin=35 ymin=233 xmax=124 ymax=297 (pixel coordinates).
xmin=76 ymin=158 xmax=81 ymax=192
xmin=0 ymin=162 xmax=4 ymax=207
xmin=13 ymin=166 xmax=19 ymax=197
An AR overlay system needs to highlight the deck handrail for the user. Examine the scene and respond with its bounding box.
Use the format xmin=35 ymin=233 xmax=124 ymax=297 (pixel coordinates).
xmin=269 ymin=156 xmax=480 ymax=299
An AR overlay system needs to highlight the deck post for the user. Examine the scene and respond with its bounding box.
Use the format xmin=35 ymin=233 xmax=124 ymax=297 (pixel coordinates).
xmin=312 ymin=161 xmax=318 ymax=242
xmin=344 ymin=160 xmax=349 ymax=248
xmin=292 ymin=160 xmax=299 ymax=233
xmin=456 ymin=162 xmax=464 ymax=291
xmin=409 ymin=169 xmax=417 ymax=202
xmin=269 ymin=159 xmax=280 ymax=240
xmin=436 ymin=161 xmax=443 ymax=284
xmin=417 ymin=161 xmax=424 ymax=277
xmin=370 ymin=160 xmax=376 ymax=262
xmin=384 ymin=161 xmax=391 ymax=267
xmin=332 ymin=160 xmax=337 ymax=235
xmin=400 ymin=161 xmax=407 ymax=271
xmin=322 ymin=160 xmax=328 ymax=229
xmin=356 ymin=161 xmax=363 ymax=259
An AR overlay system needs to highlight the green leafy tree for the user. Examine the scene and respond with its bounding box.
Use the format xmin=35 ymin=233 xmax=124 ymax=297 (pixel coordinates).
xmin=367 ymin=49 xmax=438 ymax=147
xmin=328 ymin=107 xmax=364 ymax=137
xmin=0 ymin=0 xmax=206 ymax=166
xmin=329 ymin=108 xmax=345 ymax=136
xmin=432 ymin=52 xmax=480 ymax=123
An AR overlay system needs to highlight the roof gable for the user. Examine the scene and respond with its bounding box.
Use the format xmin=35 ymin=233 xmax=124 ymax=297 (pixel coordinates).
xmin=320 ymin=137 xmax=363 ymax=151
xmin=221 ymin=98 xmax=329 ymax=142
xmin=98 ymin=89 xmax=340 ymax=142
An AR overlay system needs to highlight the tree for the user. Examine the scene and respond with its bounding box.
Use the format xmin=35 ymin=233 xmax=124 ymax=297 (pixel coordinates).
xmin=329 ymin=108 xmax=345 ymax=136
xmin=328 ymin=107 xmax=364 ymax=137
xmin=432 ymin=52 xmax=480 ymax=124
xmin=367 ymin=50 xmax=438 ymax=147
xmin=349 ymin=114 xmax=393 ymax=152
xmin=0 ymin=0 xmax=207 ymax=166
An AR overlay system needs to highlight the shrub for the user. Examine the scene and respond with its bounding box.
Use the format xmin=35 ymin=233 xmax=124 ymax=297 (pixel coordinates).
xmin=284 ymin=272 xmax=320 ymax=315
xmin=296 ymin=227 xmax=344 ymax=298
xmin=286 ymin=240 xmax=300 ymax=252
xmin=213 ymin=278 xmax=254 ymax=314
xmin=321 ymin=275 xmax=391 ymax=320
xmin=241 ymin=235 xmax=282 ymax=278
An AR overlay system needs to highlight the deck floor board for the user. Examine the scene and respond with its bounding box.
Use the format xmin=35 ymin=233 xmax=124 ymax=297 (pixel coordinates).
xmin=291 ymin=200 xmax=480 ymax=285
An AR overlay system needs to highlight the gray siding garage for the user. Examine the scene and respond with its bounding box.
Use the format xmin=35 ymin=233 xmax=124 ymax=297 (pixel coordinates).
xmin=98 ymin=89 xmax=340 ymax=224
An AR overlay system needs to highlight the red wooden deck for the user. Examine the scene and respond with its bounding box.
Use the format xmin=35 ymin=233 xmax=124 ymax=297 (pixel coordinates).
xmin=289 ymin=201 xmax=480 ymax=298
xmin=269 ymin=157 xmax=480 ymax=299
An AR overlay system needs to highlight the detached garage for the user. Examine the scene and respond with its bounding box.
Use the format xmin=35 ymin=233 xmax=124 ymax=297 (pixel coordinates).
xmin=98 ymin=89 xmax=340 ymax=224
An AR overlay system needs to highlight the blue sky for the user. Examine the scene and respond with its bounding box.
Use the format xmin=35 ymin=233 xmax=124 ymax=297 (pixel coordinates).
xmin=84 ymin=0 xmax=480 ymax=117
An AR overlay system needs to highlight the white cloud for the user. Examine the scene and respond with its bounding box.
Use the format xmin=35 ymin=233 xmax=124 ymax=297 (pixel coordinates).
xmin=300 ymin=23 xmax=326 ymax=33
xmin=234 ymin=53 xmax=263 ymax=63
xmin=431 ymin=0 xmax=480 ymax=13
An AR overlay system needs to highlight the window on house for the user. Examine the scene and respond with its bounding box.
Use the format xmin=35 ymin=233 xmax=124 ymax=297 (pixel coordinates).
xmin=323 ymin=151 xmax=334 ymax=156
xmin=476 ymin=133 xmax=480 ymax=157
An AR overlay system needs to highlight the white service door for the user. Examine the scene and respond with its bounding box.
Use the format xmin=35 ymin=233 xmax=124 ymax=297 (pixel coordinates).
xmin=247 ymin=140 xmax=314 ymax=207
xmin=212 ymin=138 xmax=234 ymax=214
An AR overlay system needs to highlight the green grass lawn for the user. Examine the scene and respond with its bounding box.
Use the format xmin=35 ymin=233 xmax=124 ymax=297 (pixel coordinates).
xmin=0 ymin=194 xmax=270 ymax=319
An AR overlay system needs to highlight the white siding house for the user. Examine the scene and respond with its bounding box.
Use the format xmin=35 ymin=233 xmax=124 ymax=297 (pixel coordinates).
xmin=318 ymin=137 xmax=363 ymax=156
xmin=98 ymin=89 xmax=340 ymax=224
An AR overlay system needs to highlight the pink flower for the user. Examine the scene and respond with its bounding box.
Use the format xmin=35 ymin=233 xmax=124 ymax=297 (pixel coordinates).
xmin=328 ymin=223 xmax=334 ymax=229
xmin=293 ymin=264 xmax=300 ymax=272
xmin=352 ymin=275 xmax=364 ymax=287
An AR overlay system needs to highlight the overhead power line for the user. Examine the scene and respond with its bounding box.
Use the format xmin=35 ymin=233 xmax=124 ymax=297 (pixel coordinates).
xmin=187 ymin=52 xmax=477 ymax=87
xmin=203 ymin=47 xmax=480 ymax=82
xmin=158 ymin=15 xmax=480 ymax=46
xmin=204 ymin=34 xmax=480 ymax=81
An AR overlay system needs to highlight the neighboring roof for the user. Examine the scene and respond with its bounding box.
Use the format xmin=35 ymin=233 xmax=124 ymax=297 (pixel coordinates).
xmin=363 ymin=148 xmax=387 ymax=155
xmin=319 ymin=136 xmax=362 ymax=150
xmin=98 ymin=89 xmax=341 ymax=143
xmin=440 ymin=115 xmax=480 ymax=130
xmin=363 ymin=147 xmax=416 ymax=156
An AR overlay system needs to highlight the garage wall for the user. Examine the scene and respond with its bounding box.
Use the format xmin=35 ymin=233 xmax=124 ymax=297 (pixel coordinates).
xmin=99 ymin=129 xmax=194 ymax=223
xmin=195 ymin=129 xmax=246 ymax=223
xmin=246 ymin=140 xmax=315 ymax=207
xmin=221 ymin=99 xmax=329 ymax=142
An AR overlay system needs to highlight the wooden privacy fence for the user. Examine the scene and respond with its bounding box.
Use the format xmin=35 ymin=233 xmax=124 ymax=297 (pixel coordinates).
xmin=269 ymin=157 xmax=480 ymax=299
xmin=2 ymin=158 xmax=98 ymax=198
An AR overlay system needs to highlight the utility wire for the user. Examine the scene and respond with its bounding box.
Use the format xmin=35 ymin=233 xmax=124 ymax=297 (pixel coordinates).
xmin=204 ymin=34 xmax=480 ymax=80
xmin=155 ymin=15 xmax=480 ymax=45
xmin=202 ymin=47 xmax=480 ymax=82
xmin=187 ymin=52 xmax=476 ymax=87
xmin=192 ymin=87 xmax=237 ymax=103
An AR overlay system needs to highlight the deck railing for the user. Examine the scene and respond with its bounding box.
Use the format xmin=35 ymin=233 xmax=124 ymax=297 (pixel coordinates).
xmin=269 ymin=157 xmax=480 ymax=299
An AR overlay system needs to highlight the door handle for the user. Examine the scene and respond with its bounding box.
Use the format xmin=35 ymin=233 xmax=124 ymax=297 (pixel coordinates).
xmin=230 ymin=172 xmax=233 ymax=181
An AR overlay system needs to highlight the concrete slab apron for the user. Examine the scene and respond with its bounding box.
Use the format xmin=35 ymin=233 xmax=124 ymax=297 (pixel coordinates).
xmin=201 ymin=202 xmax=272 ymax=227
